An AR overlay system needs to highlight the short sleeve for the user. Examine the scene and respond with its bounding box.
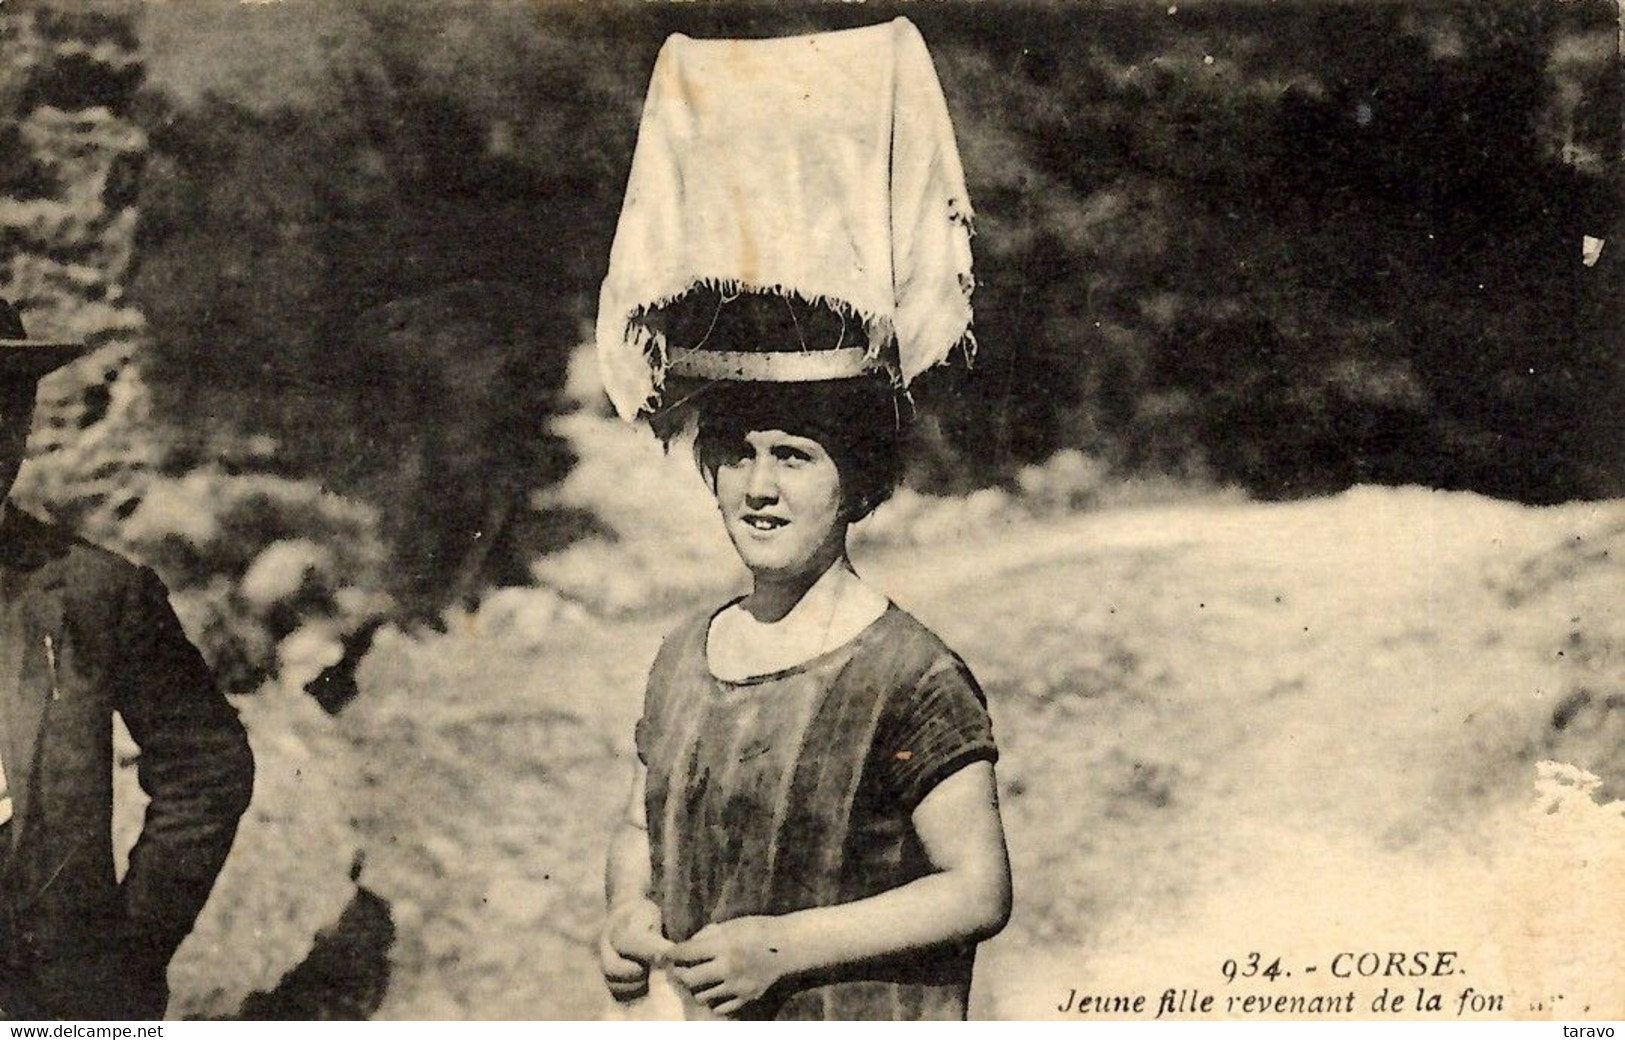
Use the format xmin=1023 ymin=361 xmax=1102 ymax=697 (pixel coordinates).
xmin=635 ymin=610 xmax=711 ymax=768
xmin=877 ymin=657 xmax=998 ymax=812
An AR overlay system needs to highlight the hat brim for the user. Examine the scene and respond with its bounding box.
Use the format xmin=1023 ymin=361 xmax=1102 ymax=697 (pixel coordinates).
xmin=0 ymin=341 xmax=91 ymax=379
xmin=665 ymin=347 xmax=885 ymax=383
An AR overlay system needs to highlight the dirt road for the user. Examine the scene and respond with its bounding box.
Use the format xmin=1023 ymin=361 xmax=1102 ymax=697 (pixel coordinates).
xmin=337 ymin=488 xmax=1622 ymax=1019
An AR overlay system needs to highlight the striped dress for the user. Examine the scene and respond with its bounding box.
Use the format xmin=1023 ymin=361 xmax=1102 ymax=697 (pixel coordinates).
xmin=636 ymin=602 xmax=999 ymax=1020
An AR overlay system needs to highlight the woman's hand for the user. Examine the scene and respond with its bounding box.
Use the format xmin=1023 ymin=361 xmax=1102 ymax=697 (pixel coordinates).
xmin=671 ymin=915 xmax=792 ymax=1017
xmin=600 ymin=897 xmax=675 ymax=1002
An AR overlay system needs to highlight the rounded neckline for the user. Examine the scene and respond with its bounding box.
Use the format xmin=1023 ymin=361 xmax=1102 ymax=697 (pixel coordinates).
xmin=704 ymin=597 xmax=896 ymax=687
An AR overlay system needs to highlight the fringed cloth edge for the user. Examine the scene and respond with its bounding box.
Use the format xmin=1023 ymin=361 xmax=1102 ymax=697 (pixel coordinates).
xmin=598 ymin=277 xmax=977 ymax=421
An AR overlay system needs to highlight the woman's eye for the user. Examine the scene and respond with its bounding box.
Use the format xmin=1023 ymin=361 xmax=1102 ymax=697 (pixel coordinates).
xmin=774 ymin=447 xmax=814 ymax=465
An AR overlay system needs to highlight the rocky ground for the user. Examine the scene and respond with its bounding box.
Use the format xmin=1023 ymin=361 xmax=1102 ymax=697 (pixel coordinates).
xmin=179 ymin=473 xmax=1618 ymax=1020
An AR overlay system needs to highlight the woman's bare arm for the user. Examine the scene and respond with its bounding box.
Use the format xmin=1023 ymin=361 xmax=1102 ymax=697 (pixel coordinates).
xmin=671 ymin=760 xmax=1011 ymax=1016
xmin=605 ymin=761 xmax=653 ymax=907
xmin=601 ymin=761 xmax=674 ymax=1000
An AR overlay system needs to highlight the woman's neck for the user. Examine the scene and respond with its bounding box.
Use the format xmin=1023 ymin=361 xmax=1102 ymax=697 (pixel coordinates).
xmin=709 ymin=557 xmax=890 ymax=683
xmin=742 ymin=549 xmax=850 ymax=624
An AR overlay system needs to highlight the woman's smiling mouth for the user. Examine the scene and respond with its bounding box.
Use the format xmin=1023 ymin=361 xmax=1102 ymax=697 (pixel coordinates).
xmin=741 ymin=514 xmax=789 ymax=531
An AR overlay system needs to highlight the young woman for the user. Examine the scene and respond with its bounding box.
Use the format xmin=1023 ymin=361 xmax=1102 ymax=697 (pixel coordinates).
xmin=599 ymin=372 xmax=1011 ymax=1020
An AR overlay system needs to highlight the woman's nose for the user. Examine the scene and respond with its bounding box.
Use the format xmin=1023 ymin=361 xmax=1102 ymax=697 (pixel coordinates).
xmin=744 ymin=456 xmax=779 ymax=503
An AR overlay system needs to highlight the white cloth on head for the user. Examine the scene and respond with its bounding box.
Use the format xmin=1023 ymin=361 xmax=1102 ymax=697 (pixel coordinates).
xmin=595 ymin=17 xmax=976 ymax=419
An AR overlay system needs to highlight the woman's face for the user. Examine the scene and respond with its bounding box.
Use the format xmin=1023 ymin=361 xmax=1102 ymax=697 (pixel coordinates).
xmin=710 ymin=428 xmax=847 ymax=580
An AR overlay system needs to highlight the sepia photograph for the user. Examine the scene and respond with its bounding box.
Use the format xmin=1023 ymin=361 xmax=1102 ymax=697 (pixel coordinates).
xmin=0 ymin=0 xmax=1619 ymax=1022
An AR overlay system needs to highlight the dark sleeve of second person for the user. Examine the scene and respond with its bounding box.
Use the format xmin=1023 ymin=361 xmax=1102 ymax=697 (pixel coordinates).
xmin=113 ymin=565 xmax=256 ymax=969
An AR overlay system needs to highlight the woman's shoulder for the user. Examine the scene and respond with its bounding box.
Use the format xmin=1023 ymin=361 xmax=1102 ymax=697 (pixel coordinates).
xmin=650 ymin=602 xmax=728 ymax=677
xmin=867 ymin=598 xmax=934 ymax=634
xmin=664 ymin=605 xmax=721 ymax=649
xmin=638 ymin=605 xmax=726 ymax=754
xmin=853 ymin=603 xmax=979 ymax=690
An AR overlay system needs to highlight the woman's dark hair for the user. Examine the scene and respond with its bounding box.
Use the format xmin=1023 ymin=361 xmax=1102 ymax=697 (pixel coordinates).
xmin=669 ymin=376 xmax=906 ymax=522
xmin=641 ymin=291 xmax=907 ymax=519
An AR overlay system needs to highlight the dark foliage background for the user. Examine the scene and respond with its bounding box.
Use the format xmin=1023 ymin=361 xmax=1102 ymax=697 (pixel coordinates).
xmin=1 ymin=4 xmax=1617 ymax=1014
xmin=128 ymin=0 xmax=1619 ymax=613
